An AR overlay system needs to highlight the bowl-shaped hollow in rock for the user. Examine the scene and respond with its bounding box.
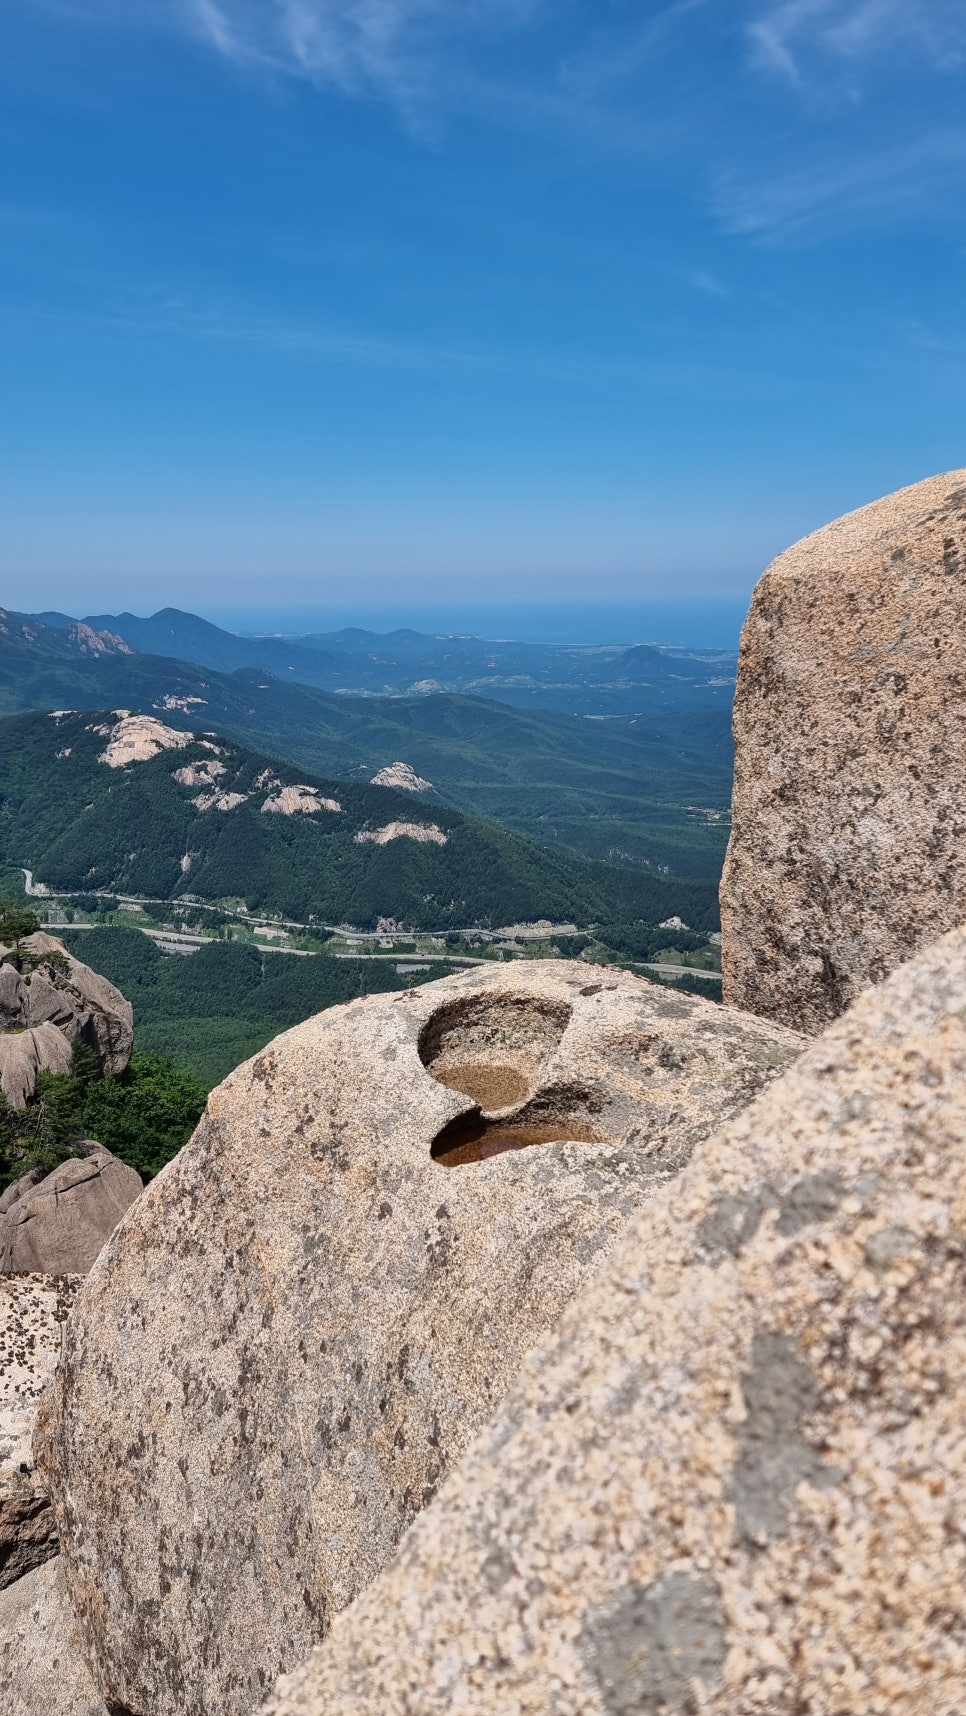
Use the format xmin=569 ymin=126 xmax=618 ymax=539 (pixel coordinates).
xmin=41 ymin=962 xmax=803 ymax=1716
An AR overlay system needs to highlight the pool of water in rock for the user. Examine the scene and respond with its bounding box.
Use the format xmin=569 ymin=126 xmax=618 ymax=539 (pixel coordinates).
xmin=431 ymin=1110 xmax=600 ymax=1167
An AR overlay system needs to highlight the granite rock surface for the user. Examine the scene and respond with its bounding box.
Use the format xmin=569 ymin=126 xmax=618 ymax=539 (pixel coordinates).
xmin=0 ymin=1273 xmax=82 ymax=1588
xmin=0 ymin=1559 xmax=105 ymax=1715
xmin=39 ymin=962 xmax=803 ymax=1716
xmin=721 ymin=467 xmax=966 ymax=1032
xmin=1 ymin=1145 xmax=142 ymax=1275
xmin=263 ymin=926 xmax=966 ymax=1716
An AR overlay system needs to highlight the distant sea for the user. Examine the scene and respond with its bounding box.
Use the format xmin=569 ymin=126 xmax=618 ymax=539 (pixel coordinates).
xmin=208 ymin=601 xmax=749 ymax=650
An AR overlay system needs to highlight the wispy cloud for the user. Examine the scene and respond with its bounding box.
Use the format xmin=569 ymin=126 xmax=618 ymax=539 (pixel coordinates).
xmin=1 ymin=287 xmax=499 ymax=372
xmin=749 ymin=0 xmax=966 ymax=84
xmin=716 ymin=127 xmax=966 ymax=242
xmin=28 ymin=0 xmax=546 ymax=119
xmin=23 ymin=0 xmax=966 ymax=249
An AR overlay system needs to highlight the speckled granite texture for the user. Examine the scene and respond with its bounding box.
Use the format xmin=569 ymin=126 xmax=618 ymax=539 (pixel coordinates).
xmin=0 ymin=1558 xmax=105 ymax=1715
xmin=38 ymin=961 xmax=802 ymax=1716
xmin=263 ymin=926 xmax=966 ymax=1716
xmin=722 ymin=467 xmax=966 ymax=1033
xmin=0 ymin=1273 xmax=81 ymax=1589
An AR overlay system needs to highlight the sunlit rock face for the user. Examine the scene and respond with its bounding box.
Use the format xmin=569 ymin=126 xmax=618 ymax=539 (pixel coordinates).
xmin=263 ymin=926 xmax=966 ymax=1716
xmin=1 ymin=1147 xmax=141 ymax=1276
xmin=39 ymin=962 xmax=801 ymax=1716
xmin=721 ymin=467 xmax=966 ymax=1033
xmin=0 ymin=1559 xmax=105 ymax=1716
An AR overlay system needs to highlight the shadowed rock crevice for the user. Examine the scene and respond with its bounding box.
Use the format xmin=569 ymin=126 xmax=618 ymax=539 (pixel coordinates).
xmin=431 ymin=1112 xmax=602 ymax=1167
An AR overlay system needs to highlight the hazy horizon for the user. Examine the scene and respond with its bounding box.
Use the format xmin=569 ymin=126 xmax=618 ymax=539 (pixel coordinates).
xmin=42 ymin=598 xmax=748 ymax=650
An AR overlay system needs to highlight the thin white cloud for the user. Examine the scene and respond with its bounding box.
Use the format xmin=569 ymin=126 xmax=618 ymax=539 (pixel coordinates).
xmin=749 ymin=0 xmax=966 ymax=83
xmin=678 ymin=267 xmax=728 ymax=297
xmin=1 ymin=290 xmax=497 ymax=372
xmin=180 ymin=0 xmax=545 ymax=112
xmin=20 ymin=0 xmax=966 ymax=250
xmin=716 ymin=127 xmax=966 ymax=242
xmin=25 ymin=0 xmax=546 ymax=121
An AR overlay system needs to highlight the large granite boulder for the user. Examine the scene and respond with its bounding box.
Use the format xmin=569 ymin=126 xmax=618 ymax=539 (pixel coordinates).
xmin=0 ymin=1560 xmax=105 ymax=1716
xmin=1 ymin=1145 xmax=142 ymax=1275
xmin=721 ymin=467 xmax=966 ymax=1033
xmin=0 ymin=1023 xmax=73 ymax=1108
xmin=39 ymin=962 xmax=803 ymax=1716
xmin=0 ymin=932 xmax=133 ymax=1104
xmin=0 ymin=1273 xmax=82 ymax=1589
xmin=264 ymin=926 xmax=966 ymax=1716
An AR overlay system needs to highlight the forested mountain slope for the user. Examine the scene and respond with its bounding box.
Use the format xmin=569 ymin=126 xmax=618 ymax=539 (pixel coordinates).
xmin=0 ymin=710 xmax=719 ymax=929
xmin=0 ymin=610 xmax=732 ymax=878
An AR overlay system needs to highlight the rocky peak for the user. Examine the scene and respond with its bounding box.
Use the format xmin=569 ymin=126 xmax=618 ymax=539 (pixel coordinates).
xmin=0 ymin=932 xmax=133 ymax=1106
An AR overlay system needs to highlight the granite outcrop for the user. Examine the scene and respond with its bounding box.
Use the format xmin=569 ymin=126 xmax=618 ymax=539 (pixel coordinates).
xmin=0 ymin=931 xmax=133 ymax=1104
xmin=38 ymin=962 xmax=803 ymax=1716
xmin=1 ymin=1144 xmax=142 ymax=1275
xmin=264 ymin=925 xmax=966 ymax=1716
xmin=721 ymin=467 xmax=966 ymax=1033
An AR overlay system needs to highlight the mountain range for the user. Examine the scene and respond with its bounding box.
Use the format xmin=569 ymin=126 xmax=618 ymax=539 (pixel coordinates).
xmin=37 ymin=606 xmax=736 ymax=717
xmin=0 ymin=609 xmax=733 ymax=882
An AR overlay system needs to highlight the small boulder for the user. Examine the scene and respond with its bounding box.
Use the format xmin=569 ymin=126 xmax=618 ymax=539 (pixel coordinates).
xmin=1 ymin=1146 xmax=142 ymax=1276
xmin=41 ymin=962 xmax=803 ymax=1716
xmin=0 ymin=1274 xmax=82 ymax=1589
xmin=722 ymin=467 xmax=966 ymax=1032
xmin=265 ymin=926 xmax=966 ymax=1716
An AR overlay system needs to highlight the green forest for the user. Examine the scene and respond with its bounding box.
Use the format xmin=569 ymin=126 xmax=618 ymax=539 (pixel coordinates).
xmin=0 ymin=710 xmax=722 ymax=929
xmin=60 ymin=929 xmax=459 ymax=1087
xmin=0 ymin=1044 xmax=207 ymax=1191
xmin=0 ymin=614 xmax=733 ymax=882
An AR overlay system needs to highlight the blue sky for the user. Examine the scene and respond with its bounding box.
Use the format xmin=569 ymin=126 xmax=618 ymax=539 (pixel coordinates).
xmin=2 ymin=0 xmax=965 ymax=626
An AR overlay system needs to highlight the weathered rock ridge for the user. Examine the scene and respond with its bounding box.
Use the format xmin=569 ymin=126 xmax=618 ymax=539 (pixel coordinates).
xmin=722 ymin=466 xmax=966 ymax=1032
xmin=264 ymin=925 xmax=966 ymax=1716
xmin=39 ymin=962 xmax=802 ymax=1716
xmin=0 ymin=932 xmax=133 ymax=1104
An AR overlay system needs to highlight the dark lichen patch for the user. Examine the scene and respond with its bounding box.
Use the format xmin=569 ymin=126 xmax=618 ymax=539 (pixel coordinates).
xmin=863 ymin=1223 xmax=916 ymax=1271
xmin=729 ymin=1332 xmax=841 ymax=1548
xmin=776 ymin=1172 xmax=845 ymax=1236
xmin=697 ymin=1185 xmax=777 ymax=1259
xmin=579 ymin=1572 xmax=726 ymax=1715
